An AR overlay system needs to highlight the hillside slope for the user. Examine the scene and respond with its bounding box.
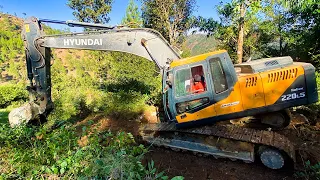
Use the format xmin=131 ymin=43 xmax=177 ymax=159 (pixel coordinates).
xmin=184 ymin=34 xmax=218 ymax=56
xmin=0 ymin=13 xmax=25 ymax=83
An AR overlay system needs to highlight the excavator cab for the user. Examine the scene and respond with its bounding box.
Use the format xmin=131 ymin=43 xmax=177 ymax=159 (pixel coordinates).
xmin=164 ymin=48 xmax=318 ymax=129
xmin=163 ymin=50 xmax=239 ymax=127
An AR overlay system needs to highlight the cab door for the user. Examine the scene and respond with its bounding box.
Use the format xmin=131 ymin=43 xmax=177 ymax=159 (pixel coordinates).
xmin=172 ymin=61 xmax=216 ymax=123
xmin=206 ymin=53 xmax=243 ymax=116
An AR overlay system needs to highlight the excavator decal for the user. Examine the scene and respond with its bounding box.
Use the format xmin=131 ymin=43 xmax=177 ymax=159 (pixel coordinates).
xmin=63 ymin=38 xmax=103 ymax=46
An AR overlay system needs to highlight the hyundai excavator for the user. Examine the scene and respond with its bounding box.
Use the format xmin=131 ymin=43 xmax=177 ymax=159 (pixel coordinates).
xmin=8 ymin=16 xmax=318 ymax=170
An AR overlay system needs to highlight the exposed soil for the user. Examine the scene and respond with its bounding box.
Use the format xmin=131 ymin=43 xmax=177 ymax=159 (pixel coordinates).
xmin=73 ymin=110 xmax=320 ymax=180
xmin=142 ymin=148 xmax=294 ymax=180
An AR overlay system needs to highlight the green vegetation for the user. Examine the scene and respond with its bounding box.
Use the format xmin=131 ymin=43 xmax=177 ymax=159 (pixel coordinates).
xmin=303 ymin=72 xmax=320 ymax=122
xmin=141 ymin=0 xmax=196 ymax=46
xmin=121 ymin=0 xmax=142 ymax=28
xmin=0 ymin=15 xmax=23 ymax=63
xmin=0 ymin=83 xmax=28 ymax=108
xmin=0 ymin=109 xmax=9 ymax=124
xmin=47 ymin=50 xmax=161 ymax=122
xmin=0 ymin=14 xmax=25 ymax=81
xmin=184 ymin=34 xmax=218 ymax=56
xmin=67 ymin=0 xmax=113 ymax=24
xmin=0 ymin=122 xmax=172 ymax=179
xmin=192 ymin=0 xmax=320 ymax=67
xmin=295 ymin=160 xmax=320 ymax=180
xmin=0 ymin=12 xmax=166 ymax=179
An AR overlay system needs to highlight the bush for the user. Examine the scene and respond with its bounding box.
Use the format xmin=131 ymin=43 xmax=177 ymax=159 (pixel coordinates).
xmin=47 ymin=51 xmax=159 ymax=123
xmin=295 ymin=160 xmax=320 ymax=180
xmin=0 ymin=123 xmax=171 ymax=179
xmin=0 ymin=83 xmax=28 ymax=108
xmin=0 ymin=109 xmax=9 ymax=124
xmin=103 ymin=90 xmax=149 ymax=119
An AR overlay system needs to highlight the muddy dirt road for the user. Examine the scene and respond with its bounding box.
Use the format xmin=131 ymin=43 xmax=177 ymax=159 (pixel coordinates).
xmin=74 ymin=111 xmax=320 ymax=180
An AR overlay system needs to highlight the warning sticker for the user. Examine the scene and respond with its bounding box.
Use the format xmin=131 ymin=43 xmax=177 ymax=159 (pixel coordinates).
xmin=25 ymin=24 xmax=30 ymax=33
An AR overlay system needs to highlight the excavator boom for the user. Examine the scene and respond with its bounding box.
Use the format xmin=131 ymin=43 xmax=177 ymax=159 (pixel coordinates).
xmin=9 ymin=16 xmax=180 ymax=127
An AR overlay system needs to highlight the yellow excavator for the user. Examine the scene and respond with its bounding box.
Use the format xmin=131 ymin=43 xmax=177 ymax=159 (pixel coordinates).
xmin=8 ymin=16 xmax=318 ymax=170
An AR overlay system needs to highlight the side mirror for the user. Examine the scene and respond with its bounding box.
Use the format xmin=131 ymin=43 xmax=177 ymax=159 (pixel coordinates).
xmin=166 ymin=73 xmax=173 ymax=88
xmin=163 ymin=73 xmax=173 ymax=94
xmin=166 ymin=79 xmax=172 ymax=87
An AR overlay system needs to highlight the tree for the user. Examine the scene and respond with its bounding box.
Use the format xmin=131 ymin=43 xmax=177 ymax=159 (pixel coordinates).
xmin=121 ymin=0 xmax=143 ymax=28
xmin=141 ymin=0 xmax=196 ymax=46
xmin=193 ymin=0 xmax=280 ymax=63
xmin=281 ymin=0 xmax=320 ymax=68
xmin=218 ymin=0 xmax=264 ymax=63
xmin=67 ymin=0 xmax=113 ymax=23
xmin=237 ymin=1 xmax=245 ymax=63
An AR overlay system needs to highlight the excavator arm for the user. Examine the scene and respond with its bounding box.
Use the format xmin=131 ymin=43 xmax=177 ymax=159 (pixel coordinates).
xmin=8 ymin=16 xmax=180 ymax=127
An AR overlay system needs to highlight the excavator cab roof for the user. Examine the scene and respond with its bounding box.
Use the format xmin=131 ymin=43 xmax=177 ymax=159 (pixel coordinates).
xmin=170 ymin=50 xmax=228 ymax=68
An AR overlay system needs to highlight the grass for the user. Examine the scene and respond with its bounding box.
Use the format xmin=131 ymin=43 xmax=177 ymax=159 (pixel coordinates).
xmin=0 ymin=107 xmax=180 ymax=179
xmin=0 ymin=119 xmax=173 ymax=179
xmin=0 ymin=108 xmax=9 ymax=124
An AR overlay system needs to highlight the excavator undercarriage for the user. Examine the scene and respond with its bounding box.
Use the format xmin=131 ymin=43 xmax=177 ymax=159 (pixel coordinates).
xmin=139 ymin=120 xmax=295 ymax=170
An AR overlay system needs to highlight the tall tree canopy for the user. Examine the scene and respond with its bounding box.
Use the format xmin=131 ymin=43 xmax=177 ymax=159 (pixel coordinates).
xmin=141 ymin=0 xmax=196 ymax=46
xmin=281 ymin=0 xmax=320 ymax=68
xmin=67 ymin=0 xmax=113 ymax=23
xmin=121 ymin=0 xmax=143 ymax=28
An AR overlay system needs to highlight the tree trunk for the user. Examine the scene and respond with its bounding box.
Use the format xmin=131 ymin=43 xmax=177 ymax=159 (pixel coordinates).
xmin=279 ymin=15 xmax=282 ymax=56
xmin=237 ymin=2 xmax=245 ymax=64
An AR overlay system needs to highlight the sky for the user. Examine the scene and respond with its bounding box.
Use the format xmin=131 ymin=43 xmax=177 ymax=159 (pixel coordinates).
xmin=0 ymin=0 xmax=227 ymax=32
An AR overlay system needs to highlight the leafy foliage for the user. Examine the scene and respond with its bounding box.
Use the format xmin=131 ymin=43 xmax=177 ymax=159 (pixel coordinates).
xmin=0 ymin=14 xmax=25 ymax=81
xmin=121 ymin=0 xmax=143 ymax=28
xmin=67 ymin=0 xmax=114 ymax=23
xmin=0 ymin=83 xmax=28 ymax=108
xmin=191 ymin=0 xmax=320 ymax=69
xmin=47 ymin=49 xmax=161 ymax=122
xmin=183 ymin=34 xmax=218 ymax=56
xmin=281 ymin=0 xmax=320 ymax=69
xmin=295 ymin=160 xmax=320 ymax=180
xmin=0 ymin=123 xmax=172 ymax=179
xmin=141 ymin=0 xmax=196 ymax=46
xmin=0 ymin=24 xmax=23 ymax=63
xmin=0 ymin=109 xmax=9 ymax=123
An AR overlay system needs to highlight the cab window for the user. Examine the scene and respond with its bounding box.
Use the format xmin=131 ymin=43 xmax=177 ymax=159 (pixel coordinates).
xmin=175 ymin=65 xmax=207 ymax=97
xmin=209 ymin=57 xmax=228 ymax=93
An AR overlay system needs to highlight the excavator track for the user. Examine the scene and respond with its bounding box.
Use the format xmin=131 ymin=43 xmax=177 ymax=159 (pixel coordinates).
xmin=140 ymin=122 xmax=296 ymax=170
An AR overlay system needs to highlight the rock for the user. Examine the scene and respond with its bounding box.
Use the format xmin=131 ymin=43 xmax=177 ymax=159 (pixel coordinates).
xmin=8 ymin=103 xmax=40 ymax=127
xmin=8 ymin=103 xmax=33 ymax=127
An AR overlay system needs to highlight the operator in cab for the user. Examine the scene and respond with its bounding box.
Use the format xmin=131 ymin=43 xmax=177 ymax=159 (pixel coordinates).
xmin=191 ymin=74 xmax=206 ymax=93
